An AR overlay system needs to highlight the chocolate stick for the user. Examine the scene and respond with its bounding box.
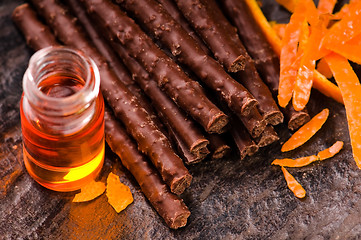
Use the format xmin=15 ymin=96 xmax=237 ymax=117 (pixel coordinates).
xmin=166 ymin=122 xmax=210 ymax=165
xmin=65 ymin=0 xmax=209 ymax=155
xmin=206 ymin=133 xmax=231 ymax=160
xmin=82 ymin=0 xmax=228 ymax=134
xmin=174 ymin=0 xmax=248 ymax=72
xmin=63 ymin=0 xmax=154 ymax=116
xmin=230 ymin=118 xmax=259 ymax=160
xmin=219 ymin=0 xmax=310 ymax=130
xmin=104 ymin=108 xmax=190 ymax=229
xmin=13 ymin=5 xmax=191 ymax=227
xmin=12 ymin=4 xmax=58 ymax=50
xmin=173 ymin=0 xmax=283 ymax=125
xmin=115 ymin=0 xmax=259 ymax=118
xmin=155 ymin=0 xmax=210 ymax=55
xmin=255 ymin=125 xmax=279 ymax=148
xmin=30 ymin=0 xmax=191 ymax=194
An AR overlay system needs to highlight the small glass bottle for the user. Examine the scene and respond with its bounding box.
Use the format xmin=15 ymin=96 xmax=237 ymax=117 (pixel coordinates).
xmin=20 ymin=46 xmax=105 ymax=192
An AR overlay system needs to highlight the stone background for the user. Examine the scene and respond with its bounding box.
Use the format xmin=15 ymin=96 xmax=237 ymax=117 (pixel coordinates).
xmin=1 ymin=0 xmax=359 ymax=239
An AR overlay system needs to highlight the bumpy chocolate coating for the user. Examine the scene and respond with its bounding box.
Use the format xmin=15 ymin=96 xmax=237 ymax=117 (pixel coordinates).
xmin=30 ymin=0 xmax=191 ymax=194
xmin=104 ymin=108 xmax=190 ymax=229
xmin=82 ymin=0 xmax=228 ymax=133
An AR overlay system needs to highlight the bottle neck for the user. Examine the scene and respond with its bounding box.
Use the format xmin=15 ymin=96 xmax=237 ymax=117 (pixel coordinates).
xmin=22 ymin=46 xmax=100 ymax=135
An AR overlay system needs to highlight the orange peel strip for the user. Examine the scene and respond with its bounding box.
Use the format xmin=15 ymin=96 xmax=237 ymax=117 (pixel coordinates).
xmin=281 ymin=108 xmax=329 ymax=152
xmin=316 ymin=58 xmax=333 ymax=79
xmin=317 ymin=141 xmax=344 ymax=160
xmin=278 ymin=5 xmax=307 ymax=108
xmin=272 ymin=155 xmax=319 ymax=167
xmin=313 ymin=70 xmax=343 ymax=104
xmin=281 ymin=167 xmax=306 ymax=198
xmin=325 ymin=53 xmax=361 ymax=169
xmin=244 ymin=0 xmax=282 ymax=56
xmin=244 ymin=0 xmax=342 ymax=105
xmin=271 ymin=23 xmax=287 ymax=40
xmin=106 ymin=172 xmax=133 ymax=213
xmin=317 ymin=0 xmax=337 ymax=14
xmin=323 ymin=1 xmax=361 ymax=46
xmin=72 ymin=180 xmax=106 ymax=203
xmin=326 ymin=41 xmax=361 ymax=65
xmin=275 ymin=0 xmax=299 ymax=13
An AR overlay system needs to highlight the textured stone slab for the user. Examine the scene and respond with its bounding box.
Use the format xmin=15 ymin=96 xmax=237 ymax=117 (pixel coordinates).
xmin=1 ymin=0 xmax=360 ymax=239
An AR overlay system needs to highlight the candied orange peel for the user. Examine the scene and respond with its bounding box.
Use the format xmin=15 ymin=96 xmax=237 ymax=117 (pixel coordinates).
xmin=281 ymin=167 xmax=306 ymax=198
xmin=281 ymin=108 xmax=329 ymax=152
xmin=244 ymin=0 xmax=342 ymax=106
xmin=325 ymin=53 xmax=361 ymax=169
xmin=317 ymin=141 xmax=344 ymax=160
xmin=272 ymin=155 xmax=318 ymax=168
xmin=72 ymin=180 xmax=106 ymax=203
xmin=106 ymin=172 xmax=133 ymax=213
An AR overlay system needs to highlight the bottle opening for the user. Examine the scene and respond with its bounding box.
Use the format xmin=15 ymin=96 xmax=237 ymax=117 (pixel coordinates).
xmin=39 ymin=74 xmax=85 ymax=98
xmin=23 ymin=46 xmax=100 ymax=116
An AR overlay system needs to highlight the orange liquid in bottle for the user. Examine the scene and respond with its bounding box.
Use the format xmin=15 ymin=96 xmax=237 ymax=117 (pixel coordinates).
xmin=21 ymin=74 xmax=104 ymax=192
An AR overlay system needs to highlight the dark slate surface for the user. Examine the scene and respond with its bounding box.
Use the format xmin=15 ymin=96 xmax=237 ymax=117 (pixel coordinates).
xmin=1 ymin=0 xmax=360 ymax=239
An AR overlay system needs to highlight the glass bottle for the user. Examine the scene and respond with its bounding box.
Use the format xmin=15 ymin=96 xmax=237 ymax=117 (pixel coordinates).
xmin=20 ymin=46 xmax=105 ymax=192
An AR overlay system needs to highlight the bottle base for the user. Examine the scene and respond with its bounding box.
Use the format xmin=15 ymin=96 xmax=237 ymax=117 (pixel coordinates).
xmin=23 ymin=144 xmax=105 ymax=192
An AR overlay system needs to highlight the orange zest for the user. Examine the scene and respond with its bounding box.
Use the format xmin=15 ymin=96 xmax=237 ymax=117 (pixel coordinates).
xmin=281 ymin=108 xmax=329 ymax=152
xmin=72 ymin=180 xmax=106 ymax=203
xmin=325 ymin=36 xmax=361 ymax=65
xmin=278 ymin=3 xmax=307 ymax=108
xmin=317 ymin=141 xmax=344 ymax=160
xmin=271 ymin=23 xmax=287 ymax=40
xmin=323 ymin=2 xmax=361 ymax=46
xmin=313 ymin=70 xmax=343 ymax=104
xmin=106 ymin=172 xmax=133 ymax=213
xmin=246 ymin=0 xmax=343 ymax=105
xmin=281 ymin=167 xmax=306 ymax=198
xmin=292 ymin=20 xmax=313 ymax=111
xmin=317 ymin=0 xmax=337 ymax=14
xmin=244 ymin=0 xmax=282 ymax=56
xmin=275 ymin=0 xmax=299 ymax=13
xmin=272 ymin=155 xmax=318 ymax=167
xmin=325 ymin=53 xmax=361 ymax=169
xmin=316 ymin=58 xmax=333 ymax=79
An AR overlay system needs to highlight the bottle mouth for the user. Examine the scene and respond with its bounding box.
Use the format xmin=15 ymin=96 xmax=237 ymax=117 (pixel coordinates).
xmin=23 ymin=46 xmax=100 ymax=116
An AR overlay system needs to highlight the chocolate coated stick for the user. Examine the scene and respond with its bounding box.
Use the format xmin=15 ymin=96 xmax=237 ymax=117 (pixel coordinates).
xmin=65 ymin=0 xmax=209 ymax=155
xmin=30 ymin=0 xmax=191 ymax=194
xmin=115 ymin=0 xmax=258 ymax=117
xmin=173 ymin=0 xmax=283 ymax=126
xmin=104 ymin=108 xmax=190 ymax=229
xmin=255 ymin=126 xmax=279 ymax=148
xmin=220 ymin=0 xmax=310 ymax=130
xmin=13 ymin=5 xmax=191 ymax=227
xmin=174 ymin=0 xmax=247 ymax=72
xmin=82 ymin=0 xmax=228 ymax=133
xmin=206 ymin=133 xmax=231 ymax=160
xmin=64 ymin=0 xmax=154 ymax=117
xmin=230 ymin=118 xmax=259 ymax=160
xmin=155 ymin=0 xmax=210 ymax=55
xmin=12 ymin=4 xmax=58 ymax=50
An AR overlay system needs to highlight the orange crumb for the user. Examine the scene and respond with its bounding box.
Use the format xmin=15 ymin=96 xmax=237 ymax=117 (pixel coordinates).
xmin=72 ymin=180 xmax=106 ymax=203
xmin=281 ymin=167 xmax=306 ymax=198
xmin=106 ymin=172 xmax=133 ymax=213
